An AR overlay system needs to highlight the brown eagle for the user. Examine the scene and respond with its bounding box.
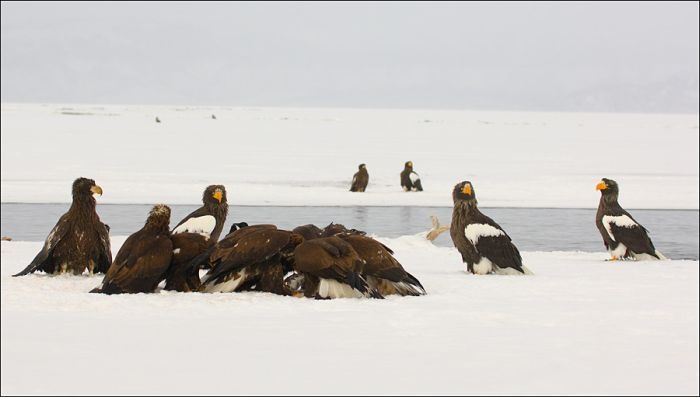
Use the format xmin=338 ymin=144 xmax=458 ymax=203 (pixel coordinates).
xmin=595 ymin=178 xmax=666 ymax=260
xmin=164 ymin=185 xmax=228 ymax=292
xmin=292 ymin=224 xmax=323 ymax=240
xmin=91 ymin=204 xmax=173 ymax=294
xmin=14 ymin=177 xmax=112 ymax=276
xmin=349 ymin=163 xmax=369 ymax=192
xmin=400 ymin=161 xmax=423 ymax=191
xmin=450 ymin=181 xmax=532 ymax=275
xmin=289 ymin=236 xmax=383 ymax=299
xmin=199 ymin=224 xmax=303 ymax=295
xmin=319 ymin=223 xmax=426 ymax=296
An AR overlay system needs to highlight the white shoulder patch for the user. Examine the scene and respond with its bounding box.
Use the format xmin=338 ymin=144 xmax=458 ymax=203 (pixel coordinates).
xmin=464 ymin=223 xmax=505 ymax=245
xmin=172 ymin=215 xmax=216 ymax=238
xmin=602 ymin=215 xmax=638 ymax=241
xmin=409 ymin=172 xmax=420 ymax=184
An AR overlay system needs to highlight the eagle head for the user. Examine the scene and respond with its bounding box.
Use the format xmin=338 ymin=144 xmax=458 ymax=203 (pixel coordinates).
xmin=596 ymin=178 xmax=619 ymax=195
xmin=147 ymin=204 xmax=171 ymax=229
xmin=203 ymin=185 xmax=227 ymax=205
xmin=73 ymin=177 xmax=102 ymax=198
xmin=453 ymin=181 xmax=477 ymax=203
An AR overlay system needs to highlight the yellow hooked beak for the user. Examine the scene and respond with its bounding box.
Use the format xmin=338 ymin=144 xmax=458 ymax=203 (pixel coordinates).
xmin=90 ymin=185 xmax=103 ymax=196
xmin=596 ymin=181 xmax=607 ymax=191
xmin=212 ymin=190 xmax=223 ymax=203
xmin=462 ymin=184 xmax=472 ymax=195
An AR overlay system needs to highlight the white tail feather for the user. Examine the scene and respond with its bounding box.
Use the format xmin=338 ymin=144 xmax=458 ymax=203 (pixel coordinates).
xmin=318 ymin=278 xmax=364 ymax=299
xmin=202 ymin=269 xmax=247 ymax=293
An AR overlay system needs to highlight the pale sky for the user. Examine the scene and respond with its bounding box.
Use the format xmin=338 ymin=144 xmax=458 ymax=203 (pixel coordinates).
xmin=1 ymin=1 xmax=698 ymax=112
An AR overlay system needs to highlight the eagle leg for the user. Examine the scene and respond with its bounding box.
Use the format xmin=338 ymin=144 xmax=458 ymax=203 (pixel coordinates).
xmin=87 ymin=259 xmax=96 ymax=275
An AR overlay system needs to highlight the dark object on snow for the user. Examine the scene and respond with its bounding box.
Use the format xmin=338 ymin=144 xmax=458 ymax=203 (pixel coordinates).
xmin=164 ymin=185 xmax=228 ymax=291
xmin=199 ymin=224 xmax=302 ymax=295
xmin=91 ymin=205 xmax=172 ymax=294
xmin=349 ymin=164 xmax=369 ymax=192
xmin=400 ymin=161 xmax=423 ymax=191
xmin=450 ymin=181 xmax=531 ymax=275
xmin=14 ymin=178 xmax=112 ymax=276
xmin=291 ymin=236 xmax=383 ymax=299
xmin=595 ymin=178 xmax=665 ymax=260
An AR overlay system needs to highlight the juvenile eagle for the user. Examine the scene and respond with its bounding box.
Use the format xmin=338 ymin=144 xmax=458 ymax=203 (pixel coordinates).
xmin=349 ymin=163 xmax=369 ymax=192
xmin=91 ymin=204 xmax=173 ymax=294
xmin=14 ymin=177 xmax=112 ymax=276
xmin=199 ymin=224 xmax=303 ymax=295
xmin=319 ymin=223 xmax=426 ymax=296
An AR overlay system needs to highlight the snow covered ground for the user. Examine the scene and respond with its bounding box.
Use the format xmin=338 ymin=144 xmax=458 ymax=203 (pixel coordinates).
xmin=1 ymin=235 xmax=698 ymax=395
xmin=1 ymin=103 xmax=698 ymax=208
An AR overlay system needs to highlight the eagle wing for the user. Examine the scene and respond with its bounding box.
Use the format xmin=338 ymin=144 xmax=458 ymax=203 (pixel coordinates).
xmin=95 ymin=221 xmax=113 ymax=273
xmin=205 ymin=229 xmax=291 ymax=282
xmin=343 ymin=235 xmax=425 ymax=292
xmin=472 ymin=214 xmax=524 ymax=272
xmin=105 ymin=234 xmax=173 ymax=291
xmin=609 ymin=222 xmax=657 ymax=255
xmin=171 ymin=206 xmax=219 ymax=238
xmin=13 ymin=214 xmax=70 ymax=276
xmin=350 ymin=173 xmax=358 ymax=191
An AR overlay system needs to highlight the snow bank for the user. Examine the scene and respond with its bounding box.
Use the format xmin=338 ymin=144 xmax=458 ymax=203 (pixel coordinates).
xmin=1 ymin=103 xmax=698 ymax=208
xmin=1 ymin=236 xmax=698 ymax=395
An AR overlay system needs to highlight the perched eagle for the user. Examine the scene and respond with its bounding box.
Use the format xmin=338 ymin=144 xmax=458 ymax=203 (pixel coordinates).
xmin=290 ymin=236 xmax=383 ymax=299
xmin=199 ymin=224 xmax=303 ymax=295
xmin=91 ymin=204 xmax=173 ymax=294
xmin=400 ymin=161 xmax=423 ymax=191
xmin=14 ymin=177 xmax=112 ymax=276
xmin=349 ymin=163 xmax=369 ymax=192
xmin=596 ymin=178 xmax=666 ymax=260
xmin=450 ymin=181 xmax=532 ymax=275
xmin=164 ymin=185 xmax=228 ymax=292
xmin=319 ymin=223 xmax=426 ymax=296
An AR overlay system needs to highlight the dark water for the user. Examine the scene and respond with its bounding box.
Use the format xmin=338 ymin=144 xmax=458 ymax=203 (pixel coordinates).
xmin=1 ymin=203 xmax=698 ymax=260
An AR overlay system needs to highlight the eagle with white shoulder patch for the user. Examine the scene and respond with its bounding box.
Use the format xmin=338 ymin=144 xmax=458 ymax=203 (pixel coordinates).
xmin=171 ymin=215 xmax=216 ymax=239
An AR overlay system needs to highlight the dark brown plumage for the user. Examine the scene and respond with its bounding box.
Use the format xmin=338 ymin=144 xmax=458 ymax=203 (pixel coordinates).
xmin=319 ymin=222 xmax=366 ymax=238
xmin=595 ymin=178 xmax=665 ymax=260
xmin=342 ymin=235 xmax=425 ymax=296
xmin=349 ymin=163 xmax=369 ymax=192
xmin=292 ymin=224 xmax=323 ymax=241
xmin=164 ymin=185 xmax=228 ymax=292
xmin=319 ymin=224 xmax=425 ymax=296
xmin=14 ymin=177 xmax=112 ymax=276
xmin=400 ymin=161 xmax=423 ymax=191
xmin=91 ymin=204 xmax=173 ymax=294
xmin=450 ymin=181 xmax=531 ymax=275
xmin=200 ymin=224 xmax=303 ymax=295
xmin=290 ymin=236 xmax=382 ymax=299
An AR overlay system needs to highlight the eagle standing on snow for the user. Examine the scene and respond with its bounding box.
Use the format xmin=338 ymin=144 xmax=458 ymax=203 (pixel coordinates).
xmin=199 ymin=224 xmax=303 ymax=295
xmin=164 ymin=185 xmax=228 ymax=291
xmin=14 ymin=177 xmax=112 ymax=276
xmin=91 ymin=204 xmax=173 ymax=294
xmin=595 ymin=178 xmax=666 ymax=260
xmin=349 ymin=163 xmax=369 ymax=192
xmin=450 ymin=181 xmax=532 ymax=275
xmin=400 ymin=161 xmax=423 ymax=191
